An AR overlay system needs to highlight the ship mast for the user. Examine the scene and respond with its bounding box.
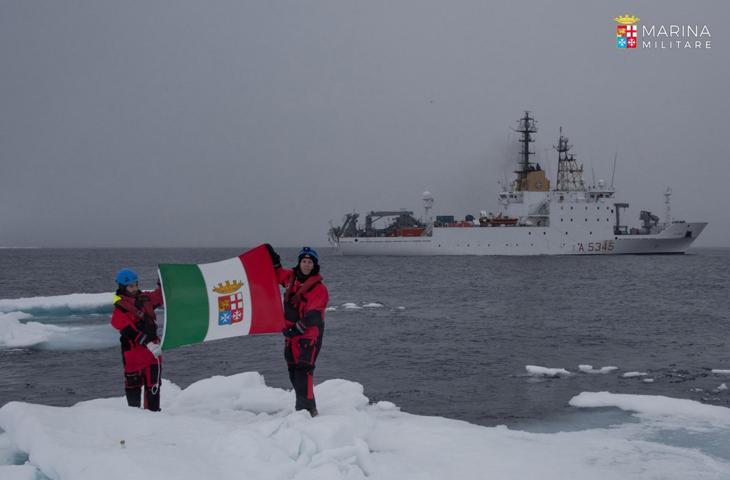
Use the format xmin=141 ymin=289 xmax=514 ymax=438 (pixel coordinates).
xmin=512 ymin=111 xmax=538 ymax=191
xmin=554 ymin=127 xmax=585 ymax=191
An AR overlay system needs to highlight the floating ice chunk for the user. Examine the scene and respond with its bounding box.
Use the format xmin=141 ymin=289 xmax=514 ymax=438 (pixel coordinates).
xmin=342 ymin=303 xmax=362 ymax=310
xmin=578 ymin=364 xmax=618 ymax=374
xmin=397 ymin=306 xmax=406 ymax=310
xmin=712 ymin=369 xmax=730 ymax=375
xmin=717 ymin=384 xmax=728 ymax=391
xmin=325 ymin=306 xmax=337 ymax=312
xmin=643 ymin=378 xmax=655 ymax=383
xmin=525 ymin=365 xmax=571 ymax=377
xmin=0 ymin=312 xmax=62 ymax=348
xmin=570 ymin=391 xmax=730 ymax=428
xmin=0 ymin=293 xmax=113 ymax=314
xmin=362 ymin=303 xmax=383 ymax=308
xmin=622 ymin=371 xmax=648 ymax=378
xmin=0 ymin=312 xmax=116 ymax=350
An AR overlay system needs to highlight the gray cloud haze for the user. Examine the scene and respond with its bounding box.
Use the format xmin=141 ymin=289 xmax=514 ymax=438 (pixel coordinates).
xmin=1 ymin=1 xmax=728 ymax=247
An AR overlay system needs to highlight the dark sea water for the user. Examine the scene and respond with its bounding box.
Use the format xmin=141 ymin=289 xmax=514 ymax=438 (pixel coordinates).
xmin=1 ymin=247 xmax=729 ymax=427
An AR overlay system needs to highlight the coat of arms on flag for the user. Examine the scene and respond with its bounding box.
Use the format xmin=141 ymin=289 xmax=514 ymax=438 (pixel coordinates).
xmin=614 ymin=14 xmax=639 ymax=49
xmin=213 ymin=280 xmax=245 ymax=325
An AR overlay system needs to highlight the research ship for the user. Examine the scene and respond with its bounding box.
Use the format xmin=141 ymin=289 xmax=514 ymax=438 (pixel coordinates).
xmin=329 ymin=112 xmax=707 ymax=255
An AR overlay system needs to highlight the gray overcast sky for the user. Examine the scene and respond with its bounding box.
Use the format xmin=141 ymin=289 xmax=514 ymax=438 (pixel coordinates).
xmin=1 ymin=1 xmax=728 ymax=247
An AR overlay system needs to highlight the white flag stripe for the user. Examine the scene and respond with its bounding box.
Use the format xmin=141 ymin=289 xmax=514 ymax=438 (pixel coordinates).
xmin=197 ymin=257 xmax=253 ymax=341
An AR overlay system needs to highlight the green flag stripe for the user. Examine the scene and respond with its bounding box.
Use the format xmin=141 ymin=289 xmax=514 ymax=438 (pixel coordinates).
xmin=159 ymin=263 xmax=209 ymax=349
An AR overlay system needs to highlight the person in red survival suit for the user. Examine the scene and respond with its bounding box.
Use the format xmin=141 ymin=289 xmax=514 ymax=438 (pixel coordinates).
xmin=266 ymin=245 xmax=329 ymax=417
xmin=110 ymin=268 xmax=164 ymax=411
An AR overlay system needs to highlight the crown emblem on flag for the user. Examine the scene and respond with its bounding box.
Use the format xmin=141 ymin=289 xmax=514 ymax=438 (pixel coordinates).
xmin=212 ymin=280 xmax=244 ymax=294
xmin=613 ymin=14 xmax=639 ymax=25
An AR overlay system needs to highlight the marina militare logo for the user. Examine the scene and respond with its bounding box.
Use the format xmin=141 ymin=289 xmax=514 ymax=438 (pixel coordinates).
xmin=613 ymin=13 xmax=712 ymax=50
xmin=615 ymin=14 xmax=639 ymax=49
xmin=213 ymin=280 xmax=244 ymax=326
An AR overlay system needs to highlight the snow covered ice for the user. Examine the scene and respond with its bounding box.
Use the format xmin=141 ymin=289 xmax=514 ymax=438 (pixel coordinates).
xmin=0 ymin=292 xmax=117 ymax=350
xmin=3 ymin=372 xmax=730 ymax=480
xmin=578 ymin=364 xmax=618 ymax=374
xmin=525 ymin=365 xmax=571 ymax=377
xmin=0 ymin=293 xmax=112 ymax=316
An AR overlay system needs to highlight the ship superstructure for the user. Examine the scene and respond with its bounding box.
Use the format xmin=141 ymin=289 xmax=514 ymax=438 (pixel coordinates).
xmin=329 ymin=112 xmax=707 ymax=255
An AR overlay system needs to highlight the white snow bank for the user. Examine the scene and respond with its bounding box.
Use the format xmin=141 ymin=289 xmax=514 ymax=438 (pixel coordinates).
xmin=0 ymin=312 xmax=116 ymax=350
xmin=526 ymin=365 xmax=571 ymax=377
xmin=578 ymin=365 xmax=618 ymax=374
xmin=621 ymin=371 xmax=648 ymax=378
xmin=0 ymin=293 xmax=113 ymax=314
xmin=2 ymin=376 xmax=730 ymax=480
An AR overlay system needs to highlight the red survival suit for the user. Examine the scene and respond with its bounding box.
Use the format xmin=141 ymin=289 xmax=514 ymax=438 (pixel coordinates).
xmin=111 ymin=287 xmax=164 ymax=411
xmin=276 ymin=267 xmax=329 ymax=413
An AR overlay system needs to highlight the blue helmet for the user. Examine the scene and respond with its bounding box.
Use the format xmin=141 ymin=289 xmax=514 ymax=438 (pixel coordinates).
xmin=115 ymin=268 xmax=139 ymax=286
xmin=298 ymin=247 xmax=319 ymax=264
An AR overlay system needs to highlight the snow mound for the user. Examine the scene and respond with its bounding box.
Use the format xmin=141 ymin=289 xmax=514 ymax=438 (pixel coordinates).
xmin=578 ymin=365 xmax=618 ymax=374
xmin=2 ymin=376 xmax=730 ymax=479
xmin=526 ymin=365 xmax=571 ymax=377
xmin=622 ymin=371 xmax=648 ymax=378
xmin=0 ymin=293 xmax=113 ymax=315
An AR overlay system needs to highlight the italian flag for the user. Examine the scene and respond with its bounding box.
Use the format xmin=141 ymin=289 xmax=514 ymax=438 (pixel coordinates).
xmin=158 ymin=245 xmax=285 ymax=350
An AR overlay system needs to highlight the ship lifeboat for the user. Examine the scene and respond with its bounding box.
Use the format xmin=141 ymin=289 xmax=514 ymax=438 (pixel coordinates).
xmin=400 ymin=227 xmax=426 ymax=236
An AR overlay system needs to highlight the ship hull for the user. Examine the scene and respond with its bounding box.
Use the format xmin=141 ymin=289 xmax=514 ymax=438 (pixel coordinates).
xmin=336 ymin=222 xmax=707 ymax=256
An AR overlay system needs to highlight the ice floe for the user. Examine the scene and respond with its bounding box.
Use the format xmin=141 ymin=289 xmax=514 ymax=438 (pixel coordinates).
xmin=525 ymin=365 xmax=571 ymax=377
xmin=0 ymin=312 xmax=116 ymax=350
xmin=621 ymin=371 xmax=648 ymax=378
xmin=0 ymin=293 xmax=113 ymax=315
xmin=578 ymin=365 xmax=618 ymax=374
xmin=2 ymin=374 xmax=730 ymax=479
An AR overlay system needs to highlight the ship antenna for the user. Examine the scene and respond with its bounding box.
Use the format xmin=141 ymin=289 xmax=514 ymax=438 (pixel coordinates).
xmin=510 ymin=111 xmax=538 ymax=191
xmin=610 ymin=152 xmax=617 ymax=188
xmin=591 ymin=166 xmax=596 ymax=189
